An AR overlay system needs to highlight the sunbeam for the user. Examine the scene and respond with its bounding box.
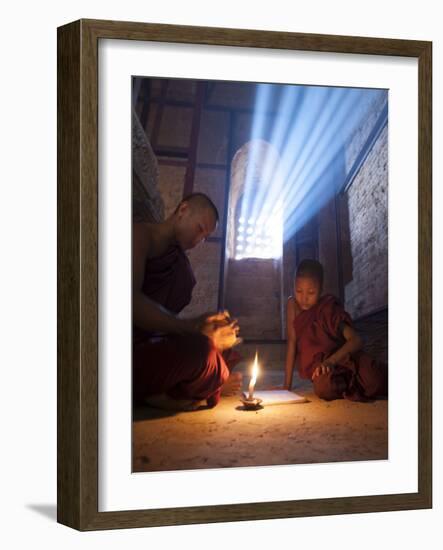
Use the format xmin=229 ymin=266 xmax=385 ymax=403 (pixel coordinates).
xmin=235 ymin=83 xmax=387 ymax=260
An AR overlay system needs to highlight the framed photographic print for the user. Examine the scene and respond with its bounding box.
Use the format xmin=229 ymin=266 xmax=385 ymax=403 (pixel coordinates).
xmin=57 ymin=19 xmax=432 ymax=530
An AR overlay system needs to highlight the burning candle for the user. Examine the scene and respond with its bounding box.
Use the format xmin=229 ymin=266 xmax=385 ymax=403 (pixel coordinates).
xmin=248 ymin=352 xmax=259 ymax=399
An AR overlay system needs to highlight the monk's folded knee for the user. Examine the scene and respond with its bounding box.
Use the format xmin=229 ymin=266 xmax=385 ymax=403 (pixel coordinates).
xmin=176 ymin=333 xmax=228 ymax=387
xmin=313 ymin=374 xmax=335 ymax=400
xmin=168 ymin=334 xmax=228 ymax=403
xmin=313 ymin=372 xmax=347 ymax=401
xmin=180 ymin=333 xmax=215 ymax=369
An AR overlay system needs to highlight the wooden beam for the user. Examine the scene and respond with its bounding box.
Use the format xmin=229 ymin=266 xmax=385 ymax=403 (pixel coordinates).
xmin=183 ymin=81 xmax=206 ymax=196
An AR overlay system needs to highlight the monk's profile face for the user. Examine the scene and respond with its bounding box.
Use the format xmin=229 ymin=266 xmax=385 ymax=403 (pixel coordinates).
xmin=294 ymin=276 xmax=321 ymax=311
xmin=174 ymin=202 xmax=217 ymax=250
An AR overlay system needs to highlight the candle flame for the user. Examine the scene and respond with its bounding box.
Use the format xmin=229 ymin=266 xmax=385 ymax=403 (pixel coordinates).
xmin=251 ymin=351 xmax=259 ymax=386
xmin=247 ymin=351 xmax=260 ymax=399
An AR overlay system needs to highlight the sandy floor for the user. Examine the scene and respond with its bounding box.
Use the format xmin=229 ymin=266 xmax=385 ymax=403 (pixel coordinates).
xmin=133 ymin=369 xmax=388 ymax=472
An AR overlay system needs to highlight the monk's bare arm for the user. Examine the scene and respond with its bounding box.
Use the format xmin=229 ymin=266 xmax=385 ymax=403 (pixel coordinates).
xmin=325 ymin=324 xmax=363 ymax=366
xmin=284 ymin=297 xmax=297 ymax=390
xmin=132 ymin=224 xmax=194 ymax=334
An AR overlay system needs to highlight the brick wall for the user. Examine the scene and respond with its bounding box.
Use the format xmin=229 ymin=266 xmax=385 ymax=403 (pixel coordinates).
xmin=193 ymin=167 xmax=226 ymax=239
xmin=180 ymin=241 xmax=221 ymax=318
xmin=225 ymin=258 xmax=282 ymax=339
xmin=344 ymin=92 xmax=387 ymax=172
xmin=157 ymin=164 xmax=186 ymax=217
xmin=344 ymin=124 xmax=388 ymax=318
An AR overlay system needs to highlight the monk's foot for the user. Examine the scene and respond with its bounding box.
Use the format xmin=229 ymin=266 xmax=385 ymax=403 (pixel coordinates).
xmin=221 ymin=372 xmax=243 ymax=396
xmin=144 ymin=394 xmax=204 ymax=411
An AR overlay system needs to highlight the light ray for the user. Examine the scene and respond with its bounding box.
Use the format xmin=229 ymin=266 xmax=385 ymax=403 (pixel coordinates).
xmin=234 ymin=83 xmax=387 ymax=260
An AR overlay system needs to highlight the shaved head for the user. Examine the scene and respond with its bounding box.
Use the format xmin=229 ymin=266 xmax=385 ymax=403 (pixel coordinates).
xmin=176 ymin=192 xmax=219 ymax=222
xmin=295 ymin=259 xmax=324 ymax=288
xmin=172 ymin=192 xmax=219 ymax=250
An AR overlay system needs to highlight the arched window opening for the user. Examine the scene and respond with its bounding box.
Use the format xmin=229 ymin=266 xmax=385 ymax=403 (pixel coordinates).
xmin=227 ymin=139 xmax=282 ymax=261
xmin=234 ymin=195 xmax=282 ymax=260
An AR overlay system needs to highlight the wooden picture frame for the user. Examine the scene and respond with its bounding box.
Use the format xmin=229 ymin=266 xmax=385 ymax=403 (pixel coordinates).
xmin=57 ymin=18 xmax=432 ymax=530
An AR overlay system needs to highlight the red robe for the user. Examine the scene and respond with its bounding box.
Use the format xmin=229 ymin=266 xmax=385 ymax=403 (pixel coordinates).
xmin=133 ymin=244 xmax=232 ymax=407
xmin=293 ymin=294 xmax=387 ymax=401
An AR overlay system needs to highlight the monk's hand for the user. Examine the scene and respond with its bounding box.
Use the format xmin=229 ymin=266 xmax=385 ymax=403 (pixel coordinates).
xmin=193 ymin=310 xmax=231 ymax=332
xmin=206 ymin=310 xmax=231 ymax=323
xmin=209 ymin=320 xmax=240 ymax=351
xmin=193 ymin=311 xmax=241 ymax=350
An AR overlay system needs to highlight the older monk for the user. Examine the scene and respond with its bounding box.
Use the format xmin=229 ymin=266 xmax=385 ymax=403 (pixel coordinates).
xmin=133 ymin=192 xmax=242 ymax=411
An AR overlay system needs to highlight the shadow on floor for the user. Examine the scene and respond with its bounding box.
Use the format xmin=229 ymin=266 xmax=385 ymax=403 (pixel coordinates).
xmin=26 ymin=504 xmax=57 ymax=522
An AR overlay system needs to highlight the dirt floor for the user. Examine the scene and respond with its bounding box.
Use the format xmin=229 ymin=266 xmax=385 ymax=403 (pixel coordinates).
xmin=133 ymin=367 xmax=388 ymax=472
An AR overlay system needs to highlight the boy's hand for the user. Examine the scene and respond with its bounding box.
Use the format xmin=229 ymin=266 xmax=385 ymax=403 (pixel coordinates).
xmin=311 ymin=362 xmax=335 ymax=380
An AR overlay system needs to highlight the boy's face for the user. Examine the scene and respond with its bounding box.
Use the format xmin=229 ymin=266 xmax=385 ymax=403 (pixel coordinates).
xmin=294 ymin=276 xmax=321 ymax=310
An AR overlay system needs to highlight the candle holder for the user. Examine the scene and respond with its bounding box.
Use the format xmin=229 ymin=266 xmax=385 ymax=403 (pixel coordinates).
xmin=240 ymin=396 xmax=263 ymax=410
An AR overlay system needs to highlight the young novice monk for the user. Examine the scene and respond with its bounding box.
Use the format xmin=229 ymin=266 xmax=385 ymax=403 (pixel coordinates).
xmin=284 ymin=259 xmax=388 ymax=401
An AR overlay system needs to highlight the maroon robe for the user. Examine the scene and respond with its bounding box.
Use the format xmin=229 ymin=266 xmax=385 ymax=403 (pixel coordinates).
xmin=133 ymin=244 xmax=196 ymax=345
xmin=133 ymin=244 xmax=231 ymax=407
xmin=293 ymin=294 xmax=388 ymax=401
